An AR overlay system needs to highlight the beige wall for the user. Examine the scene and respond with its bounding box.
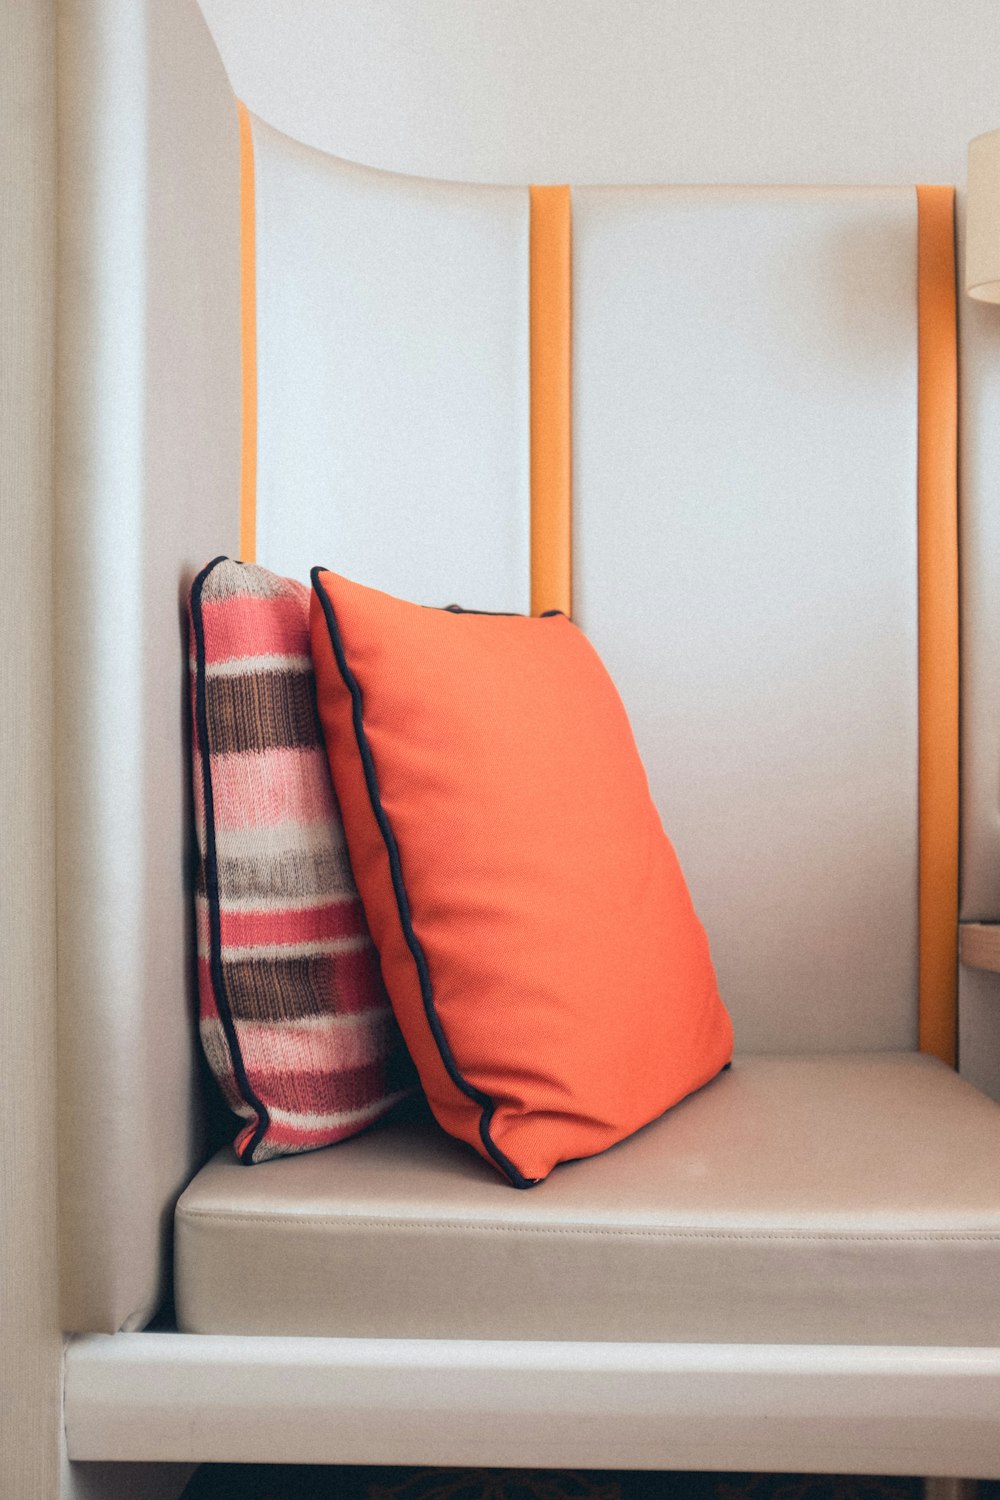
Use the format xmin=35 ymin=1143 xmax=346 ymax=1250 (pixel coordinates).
xmin=197 ymin=0 xmax=1000 ymax=187
xmin=1 ymin=1 xmax=60 ymax=1496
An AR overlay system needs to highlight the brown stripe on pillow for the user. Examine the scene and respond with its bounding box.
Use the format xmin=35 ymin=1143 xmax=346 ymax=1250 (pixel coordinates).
xmin=206 ymin=845 xmax=357 ymax=904
xmin=206 ymin=669 xmax=319 ymax=754
xmin=223 ymin=952 xmax=381 ymax=1022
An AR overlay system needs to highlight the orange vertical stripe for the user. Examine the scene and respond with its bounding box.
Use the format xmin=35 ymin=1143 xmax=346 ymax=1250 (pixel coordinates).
xmin=916 ymin=185 xmax=959 ymax=1066
xmin=237 ymin=101 xmax=258 ymax=564
xmin=530 ymin=186 xmax=572 ymax=617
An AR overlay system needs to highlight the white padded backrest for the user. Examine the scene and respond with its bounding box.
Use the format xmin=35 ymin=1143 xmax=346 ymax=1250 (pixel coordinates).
xmin=573 ymin=188 xmax=921 ymax=1054
xmin=57 ymin=0 xmax=241 ymax=1331
xmin=250 ymin=116 xmax=531 ymax=611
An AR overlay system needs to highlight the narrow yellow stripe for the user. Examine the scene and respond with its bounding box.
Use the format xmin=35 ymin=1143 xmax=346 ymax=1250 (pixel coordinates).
xmin=916 ymin=185 xmax=959 ymax=1066
xmin=237 ymin=101 xmax=258 ymax=564
xmin=529 ymin=186 xmax=572 ymax=617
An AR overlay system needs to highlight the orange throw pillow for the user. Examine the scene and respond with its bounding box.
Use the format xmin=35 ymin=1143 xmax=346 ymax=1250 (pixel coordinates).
xmin=310 ymin=569 xmax=733 ymax=1186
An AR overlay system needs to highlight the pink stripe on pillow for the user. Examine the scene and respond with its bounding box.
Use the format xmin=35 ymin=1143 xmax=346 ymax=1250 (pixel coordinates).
xmin=234 ymin=1093 xmax=409 ymax=1161
xmin=199 ymin=591 xmax=310 ymax=664
xmin=237 ymin=1055 xmax=395 ymax=1113
xmin=196 ymin=957 xmax=221 ymax=1020
xmin=209 ymin=746 xmax=338 ymax=829
xmin=206 ymin=1010 xmax=393 ymax=1075
xmin=195 ymin=898 xmax=371 ymax=957
xmin=219 ymin=900 xmax=370 ymax=951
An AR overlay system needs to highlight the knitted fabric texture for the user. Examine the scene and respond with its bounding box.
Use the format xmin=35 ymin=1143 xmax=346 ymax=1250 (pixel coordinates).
xmin=190 ymin=557 xmax=412 ymax=1163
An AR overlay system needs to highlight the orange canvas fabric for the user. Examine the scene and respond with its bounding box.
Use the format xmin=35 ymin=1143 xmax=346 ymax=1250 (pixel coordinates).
xmin=310 ymin=570 xmax=733 ymax=1185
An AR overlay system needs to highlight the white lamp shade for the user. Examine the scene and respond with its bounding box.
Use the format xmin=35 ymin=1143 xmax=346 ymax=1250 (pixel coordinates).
xmin=967 ymin=129 xmax=1000 ymax=302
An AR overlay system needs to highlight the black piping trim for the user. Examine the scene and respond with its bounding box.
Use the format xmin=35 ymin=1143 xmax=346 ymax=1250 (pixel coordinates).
xmin=442 ymin=604 xmax=519 ymax=616
xmin=191 ymin=555 xmax=271 ymax=1163
xmin=444 ymin=606 xmax=565 ymax=620
xmin=312 ymin=567 xmax=537 ymax=1189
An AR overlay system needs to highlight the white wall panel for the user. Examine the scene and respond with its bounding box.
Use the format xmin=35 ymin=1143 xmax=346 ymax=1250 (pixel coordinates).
xmin=252 ymin=117 xmax=530 ymax=610
xmin=573 ymin=188 xmax=920 ymax=1055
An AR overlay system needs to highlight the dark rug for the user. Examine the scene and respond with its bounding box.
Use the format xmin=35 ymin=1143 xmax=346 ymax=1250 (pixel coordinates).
xmin=180 ymin=1465 xmax=945 ymax=1500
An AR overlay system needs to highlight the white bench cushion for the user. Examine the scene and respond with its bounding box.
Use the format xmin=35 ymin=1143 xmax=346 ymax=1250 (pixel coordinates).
xmin=175 ymin=1052 xmax=1000 ymax=1345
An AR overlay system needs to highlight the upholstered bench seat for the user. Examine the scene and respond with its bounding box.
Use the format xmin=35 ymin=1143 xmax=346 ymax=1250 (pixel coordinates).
xmin=175 ymin=1052 xmax=1000 ymax=1347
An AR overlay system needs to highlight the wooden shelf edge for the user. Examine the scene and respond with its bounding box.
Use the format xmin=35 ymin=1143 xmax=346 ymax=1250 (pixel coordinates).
xmin=959 ymin=922 xmax=1000 ymax=974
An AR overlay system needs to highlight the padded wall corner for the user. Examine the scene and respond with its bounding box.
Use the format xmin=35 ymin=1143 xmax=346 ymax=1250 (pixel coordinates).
xmin=56 ymin=0 xmax=242 ymax=1332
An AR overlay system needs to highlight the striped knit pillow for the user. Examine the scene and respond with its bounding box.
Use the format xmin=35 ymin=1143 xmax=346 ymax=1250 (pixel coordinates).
xmin=190 ymin=556 xmax=413 ymax=1162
